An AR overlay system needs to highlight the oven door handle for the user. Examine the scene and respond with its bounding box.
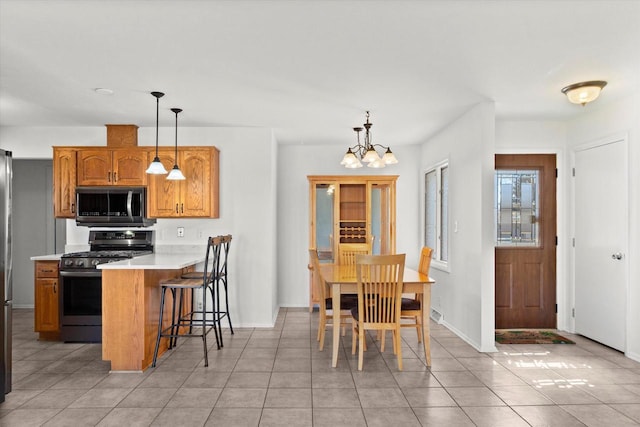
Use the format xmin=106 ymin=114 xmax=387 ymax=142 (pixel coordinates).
xmin=59 ymin=270 xmax=103 ymax=278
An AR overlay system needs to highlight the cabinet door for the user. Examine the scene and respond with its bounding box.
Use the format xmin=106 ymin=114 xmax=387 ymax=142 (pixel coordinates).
xmin=180 ymin=149 xmax=212 ymax=217
xmin=369 ymin=180 xmax=396 ymax=255
xmin=112 ymin=149 xmax=147 ymax=186
xmin=147 ymin=150 xmax=181 ymax=217
xmin=53 ymin=148 xmax=77 ymax=218
xmin=35 ymin=278 xmax=59 ymax=332
xmin=77 ymin=149 xmax=111 ymax=185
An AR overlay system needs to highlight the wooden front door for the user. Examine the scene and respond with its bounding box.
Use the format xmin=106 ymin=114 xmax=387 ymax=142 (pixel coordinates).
xmin=495 ymin=154 xmax=556 ymax=329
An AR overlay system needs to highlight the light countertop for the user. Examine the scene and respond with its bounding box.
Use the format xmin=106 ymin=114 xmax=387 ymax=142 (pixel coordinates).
xmin=97 ymin=252 xmax=205 ymax=270
xmin=30 ymin=254 xmax=63 ymax=261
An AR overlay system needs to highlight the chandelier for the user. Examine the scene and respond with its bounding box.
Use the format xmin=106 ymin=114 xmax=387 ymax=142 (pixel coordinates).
xmin=340 ymin=111 xmax=398 ymax=168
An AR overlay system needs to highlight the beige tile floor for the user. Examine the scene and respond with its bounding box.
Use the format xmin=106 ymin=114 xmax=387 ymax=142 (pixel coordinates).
xmin=1 ymin=307 xmax=640 ymax=426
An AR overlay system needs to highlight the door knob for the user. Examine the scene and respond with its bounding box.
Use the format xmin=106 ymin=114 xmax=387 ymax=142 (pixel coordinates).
xmin=611 ymin=252 xmax=623 ymax=260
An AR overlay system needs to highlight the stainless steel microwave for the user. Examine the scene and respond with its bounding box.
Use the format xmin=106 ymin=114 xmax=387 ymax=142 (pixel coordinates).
xmin=75 ymin=187 xmax=155 ymax=227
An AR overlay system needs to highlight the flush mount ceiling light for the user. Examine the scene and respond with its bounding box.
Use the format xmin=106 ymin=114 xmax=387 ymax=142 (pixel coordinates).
xmin=145 ymin=91 xmax=168 ymax=175
xmin=166 ymin=108 xmax=186 ymax=180
xmin=561 ymin=80 xmax=607 ymax=106
xmin=340 ymin=111 xmax=398 ymax=169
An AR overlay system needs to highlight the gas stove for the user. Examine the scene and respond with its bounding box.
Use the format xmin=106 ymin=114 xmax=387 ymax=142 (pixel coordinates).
xmin=60 ymin=230 xmax=154 ymax=271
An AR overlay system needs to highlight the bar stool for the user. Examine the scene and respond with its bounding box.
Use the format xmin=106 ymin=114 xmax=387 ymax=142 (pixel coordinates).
xmin=215 ymin=235 xmax=234 ymax=336
xmin=152 ymin=236 xmax=221 ymax=368
xmin=181 ymin=234 xmax=233 ymax=347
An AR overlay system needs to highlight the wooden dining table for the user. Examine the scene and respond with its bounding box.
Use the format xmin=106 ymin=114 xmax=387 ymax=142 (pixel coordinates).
xmin=319 ymin=263 xmax=436 ymax=368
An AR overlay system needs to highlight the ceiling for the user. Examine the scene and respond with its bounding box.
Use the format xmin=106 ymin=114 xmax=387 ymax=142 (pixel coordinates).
xmin=1 ymin=0 xmax=639 ymax=148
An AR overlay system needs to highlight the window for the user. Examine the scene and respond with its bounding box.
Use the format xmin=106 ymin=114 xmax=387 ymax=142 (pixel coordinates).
xmin=494 ymin=169 xmax=539 ymax=247
xmin=424 ymin=161 xmax=448 ymax=264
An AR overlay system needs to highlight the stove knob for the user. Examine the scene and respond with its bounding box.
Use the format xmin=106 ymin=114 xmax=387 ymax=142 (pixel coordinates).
xmin=76 ymin=260 xmax=85 ymax=267
xmin=64 ymin=259 xmax=74 ymax=267
xmin=91 ymin=259 xmax=100 ymax=266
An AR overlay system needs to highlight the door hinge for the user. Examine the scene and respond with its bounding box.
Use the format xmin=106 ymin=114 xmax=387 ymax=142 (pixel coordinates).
xmin=555 ymin=236 xmax=558 ymax=246
xmin=572 ymin=308 xmax=575 ymax=318
xmin=572 ymin=167 xmax=575 ymax=177
xmin=555 ymin=168 xmax=558 ymax=178
xmin=555 ymin=304 xmax=558 ymax=313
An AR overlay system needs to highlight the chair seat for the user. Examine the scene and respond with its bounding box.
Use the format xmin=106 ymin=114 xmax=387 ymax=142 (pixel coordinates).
xmin=325 ymin=295 xmax=357 ymax=311
xmin=181 ymin=271 xmax=214 ymax=281
xmin=160 ymin=278 xmax=204 ymax=288
xmin=401 ymin=297 xmax=421 ymax=311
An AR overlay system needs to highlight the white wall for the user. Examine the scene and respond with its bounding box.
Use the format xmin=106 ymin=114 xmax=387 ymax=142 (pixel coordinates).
xmin=420 ymin=102 xmax=496 ymax=352
xmin=566 ymin=94 xmax=640 ymax=362
xmin=1 ymin=125 xmax=279 ymax=327
xmin=276 ymin=143 xmax=421 ymax=308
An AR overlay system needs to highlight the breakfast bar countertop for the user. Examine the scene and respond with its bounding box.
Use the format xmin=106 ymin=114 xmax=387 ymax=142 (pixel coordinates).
xmin=97 ymin=252 xmax=205 ymax=270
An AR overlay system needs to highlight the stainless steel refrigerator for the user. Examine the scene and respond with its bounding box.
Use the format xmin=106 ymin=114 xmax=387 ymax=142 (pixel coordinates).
xmin=0 ymin=149 xmax=12 ymax=402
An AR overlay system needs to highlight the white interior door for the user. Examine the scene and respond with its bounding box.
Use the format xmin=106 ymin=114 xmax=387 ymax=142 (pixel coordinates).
xmin=574 ymin=137 xmax=628 ymax=351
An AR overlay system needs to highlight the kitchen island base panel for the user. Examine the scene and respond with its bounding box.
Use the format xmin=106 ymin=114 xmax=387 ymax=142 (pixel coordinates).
xmin=102 ymin=268 xmax=192 ymax=371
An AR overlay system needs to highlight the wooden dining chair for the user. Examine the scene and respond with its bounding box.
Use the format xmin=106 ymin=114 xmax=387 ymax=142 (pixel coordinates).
xmin=308 ymin=249 xmax=356 ymax=350
xmin=351 ymin=253 xmax=406 ymax=371
xmin=338 ymin=242 xmax=371 ymax=266
xmin=400 ymin=247 xmax=433 ymax=342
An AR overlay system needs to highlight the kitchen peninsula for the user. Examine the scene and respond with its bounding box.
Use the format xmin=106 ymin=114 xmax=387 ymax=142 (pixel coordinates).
xmin=98 ymin=252 xmax=205 ymax=371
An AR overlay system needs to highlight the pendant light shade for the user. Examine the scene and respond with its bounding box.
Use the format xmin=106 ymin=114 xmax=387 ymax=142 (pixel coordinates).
xmin=146 ymin=91 xmax=168 ymax=174
xmin=166 ymin=108 xmax=186 ymax=180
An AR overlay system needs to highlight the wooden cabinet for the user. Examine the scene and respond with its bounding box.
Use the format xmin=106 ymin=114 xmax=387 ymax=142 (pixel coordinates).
xmin=308 ymin=175 xmax=397 ymax=308
xmin=147 ymin=147 xmax=219 ymax=218
xmin=77 ymin=148 xmax=147 ymax=186
xmin=34 ymin=261 xmax=60 ymax=339
xmin=53 ymin=147 xmax=77 ymax=218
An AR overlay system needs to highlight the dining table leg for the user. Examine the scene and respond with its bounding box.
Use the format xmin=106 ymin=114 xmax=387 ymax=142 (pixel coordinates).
xmin=422 ymin=282 xmax=432 ymax=366
xmin=331 ymin=283 xmax=341 ymax=368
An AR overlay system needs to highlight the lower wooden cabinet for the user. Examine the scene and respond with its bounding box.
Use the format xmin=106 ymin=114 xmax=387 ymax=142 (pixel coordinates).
xmin=34 ymin=260 xmax=60 ymax=339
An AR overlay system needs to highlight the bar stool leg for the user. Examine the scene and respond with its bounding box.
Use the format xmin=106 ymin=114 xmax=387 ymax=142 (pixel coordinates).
xmin=152 ymin=286 xmax=168 ymax=367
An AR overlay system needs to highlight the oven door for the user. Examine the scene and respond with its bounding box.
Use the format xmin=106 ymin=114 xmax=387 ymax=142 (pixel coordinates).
xmin=59 ymin=270 xmax=102 ymax=342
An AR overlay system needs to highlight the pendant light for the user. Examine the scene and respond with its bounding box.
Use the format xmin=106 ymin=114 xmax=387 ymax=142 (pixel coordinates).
xmin=146 ymin=91 xmax=168 ymax=174
xmin=166 ymin=108 xmax=186 ymax=180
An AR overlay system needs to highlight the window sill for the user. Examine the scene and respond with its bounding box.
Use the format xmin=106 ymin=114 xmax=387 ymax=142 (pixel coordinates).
xmin=430 ymin=260 xmax=450 ymax=273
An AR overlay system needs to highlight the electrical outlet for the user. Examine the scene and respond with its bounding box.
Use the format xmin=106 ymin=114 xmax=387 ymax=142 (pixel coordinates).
xmin=177 ymin=227 xmax=185 ymax=237
xmin=197 ymin=230 xmax=203 ymax=239
xmin=197 ymin=301 xmax=203 ymax=310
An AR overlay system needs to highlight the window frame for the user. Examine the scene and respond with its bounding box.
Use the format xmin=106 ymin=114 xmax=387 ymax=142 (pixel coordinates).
xmin=422 ymin=159 xmax=450 ymax=272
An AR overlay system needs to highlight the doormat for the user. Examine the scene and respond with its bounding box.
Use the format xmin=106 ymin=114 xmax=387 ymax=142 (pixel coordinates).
xmin=495 ymin=330 xmax=575 ymax=345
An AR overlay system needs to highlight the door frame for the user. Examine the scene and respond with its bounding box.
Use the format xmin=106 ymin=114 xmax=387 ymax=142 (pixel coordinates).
xmin=570 ymin=132 xmax=629 ymax=337
xmin=495 ymin=148 xmax=567 ymax=330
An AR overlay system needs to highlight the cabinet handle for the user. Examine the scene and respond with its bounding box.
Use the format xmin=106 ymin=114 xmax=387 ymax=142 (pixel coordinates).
xmin=181 ymin=203 xmax=184 ymax=213
xmin=114 ymin=172 xmax=117 ymax=182
xmin=108 ymin=171 xmax=111 ymax=182
xmin=53 ymin=282 xmax=57 ymax=294
xmin=176 ymin=204 xmax=179 ymax=214
xmin=42 ymin=269 xmax=54 ymax=273
xmin=71 ymin=203 xmax=75 ymax=213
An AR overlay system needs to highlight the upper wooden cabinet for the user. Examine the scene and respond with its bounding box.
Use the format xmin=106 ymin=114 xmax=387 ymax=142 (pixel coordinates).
xmin=53 ymin=145 xmax=219 ymax=219
xmin=53 ymin=147 xmax=77 ymax=218
xmin=77 ymin=148 xmax=147 ymax=186
xmin=148 ymin=147 xmax=219 ymax=218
